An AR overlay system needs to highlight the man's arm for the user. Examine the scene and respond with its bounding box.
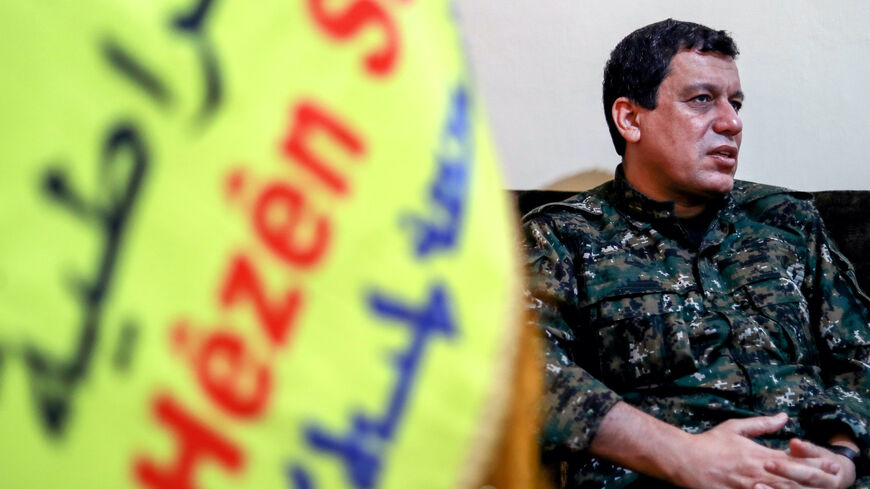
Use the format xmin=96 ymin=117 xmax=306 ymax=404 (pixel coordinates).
xmin=523 ymin=214 xmax=623 ymax=454
xmin=788 ymin=198 xmax=870 ymax=468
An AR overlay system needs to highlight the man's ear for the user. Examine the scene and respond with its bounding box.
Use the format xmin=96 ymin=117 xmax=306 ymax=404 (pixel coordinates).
xmin=611 ymin=97 xmax=641 ymax=144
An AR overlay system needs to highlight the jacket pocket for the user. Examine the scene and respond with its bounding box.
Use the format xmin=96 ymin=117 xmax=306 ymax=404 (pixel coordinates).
xmin=719 ymin=239 xmax=815 ymax=364
xmin=589 ymin=291 xmax=699 ymax=390
xmin=744 ymin=276 xmax=815 ymax=364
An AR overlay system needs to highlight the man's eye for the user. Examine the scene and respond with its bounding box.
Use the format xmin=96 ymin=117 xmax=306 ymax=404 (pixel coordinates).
xmin=692 ymin=95 xmax=712 ymax=103
xmin=730 ymin=100 xmax=743 ymax=112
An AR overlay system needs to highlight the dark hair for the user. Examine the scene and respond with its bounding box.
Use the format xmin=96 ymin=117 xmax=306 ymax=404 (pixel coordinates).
xmin=603 ymin=19 xmax=739 ymax=156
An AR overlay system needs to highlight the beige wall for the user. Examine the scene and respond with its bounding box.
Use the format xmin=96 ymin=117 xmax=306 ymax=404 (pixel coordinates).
xmin=456 ymin=1 xmax=870 ymax=191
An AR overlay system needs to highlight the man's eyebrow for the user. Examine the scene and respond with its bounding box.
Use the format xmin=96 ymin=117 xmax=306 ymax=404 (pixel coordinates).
xmin=681 ymin=83 xmax=744 ymax=99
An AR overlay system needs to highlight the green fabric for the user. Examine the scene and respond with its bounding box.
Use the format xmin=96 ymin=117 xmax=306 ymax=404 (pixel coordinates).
xmin=523 ymin=167 xmax=870 ymax=488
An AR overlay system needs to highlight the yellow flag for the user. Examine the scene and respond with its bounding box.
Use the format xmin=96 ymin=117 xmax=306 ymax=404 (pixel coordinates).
xmin=0 ymin=1 xmax=519 ymax=488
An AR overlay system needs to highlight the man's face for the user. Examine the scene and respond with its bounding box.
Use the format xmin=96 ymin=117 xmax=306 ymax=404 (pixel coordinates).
xmin=631 ymin=49 xmax=744 ymax=203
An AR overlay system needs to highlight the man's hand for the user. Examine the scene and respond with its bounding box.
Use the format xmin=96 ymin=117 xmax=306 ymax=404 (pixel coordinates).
xmin=589 ymin=403 xmax=850 ymax=489
xmin=675 ymin=415 xmax=847 ymax=489
xmin=756 ymin=439 xmax=856 ymax=489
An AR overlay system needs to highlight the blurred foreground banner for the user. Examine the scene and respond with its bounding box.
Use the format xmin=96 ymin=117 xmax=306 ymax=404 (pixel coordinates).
xmin=0 ymin=2 xmax=519 ymax=488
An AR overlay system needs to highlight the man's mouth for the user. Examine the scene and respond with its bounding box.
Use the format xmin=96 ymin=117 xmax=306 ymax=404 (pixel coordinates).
xmin=710 ymin=145 xmax=738 ymax=158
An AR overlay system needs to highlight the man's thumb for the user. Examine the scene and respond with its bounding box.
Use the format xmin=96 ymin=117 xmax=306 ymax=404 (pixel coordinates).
xmin=732 ymin=413 xmax=789 ymax=437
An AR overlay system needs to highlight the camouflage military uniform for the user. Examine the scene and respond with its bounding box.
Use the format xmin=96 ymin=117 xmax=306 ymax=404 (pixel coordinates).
xmin=523 ymin=166 xmax=870 ymax=488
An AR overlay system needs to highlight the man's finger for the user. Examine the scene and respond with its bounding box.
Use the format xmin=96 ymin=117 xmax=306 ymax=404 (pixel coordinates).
xmin=780 ymin=442 xmax=841 ymax=475
xmin=796 ymin=456 xmax=840 ymax=476
xmin=730 ymin=413 xmax=789 ymax=437
xmin=790 ymin=438 xmax=828 ymax=459
xmin=764 ymin=458 xmax=838 ymax=488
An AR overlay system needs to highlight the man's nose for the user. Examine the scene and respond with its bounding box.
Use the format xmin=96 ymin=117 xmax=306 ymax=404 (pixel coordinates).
xmin=713 ymin=101 xmax=743 ymax=135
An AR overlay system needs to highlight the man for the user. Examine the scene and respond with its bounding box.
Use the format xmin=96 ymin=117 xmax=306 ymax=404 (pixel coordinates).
xmin=523 ymin=19 xmax=870 ymax=489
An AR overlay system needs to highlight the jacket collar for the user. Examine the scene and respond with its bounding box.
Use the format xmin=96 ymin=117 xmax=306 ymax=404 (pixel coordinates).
xmin=607 ymin=164 xmax=677 ymax=224
xmin=606 ymin=164 xmax=737 ymax=248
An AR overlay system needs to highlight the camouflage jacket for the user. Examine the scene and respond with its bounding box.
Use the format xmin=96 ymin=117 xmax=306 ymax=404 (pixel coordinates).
xmin=523 ymin=168 xmax=870 ymax=488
